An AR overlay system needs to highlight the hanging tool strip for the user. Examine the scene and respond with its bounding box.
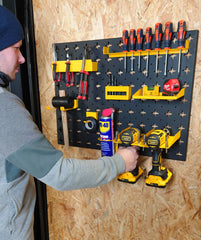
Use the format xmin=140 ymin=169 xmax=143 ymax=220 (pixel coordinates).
xmin=49 ymin=24 xmax=198 ymax=162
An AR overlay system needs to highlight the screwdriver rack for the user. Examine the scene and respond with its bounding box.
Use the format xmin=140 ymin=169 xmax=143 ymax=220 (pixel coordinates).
xmin=103 ymin=39 xmax=189 ymax=58
xmin=51 ymin=29 xmax=198 ymax=161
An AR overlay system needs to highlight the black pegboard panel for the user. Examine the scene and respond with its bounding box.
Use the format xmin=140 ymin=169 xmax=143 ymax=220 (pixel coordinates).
xmin=53 ymin=30 xmax=198 ymax=161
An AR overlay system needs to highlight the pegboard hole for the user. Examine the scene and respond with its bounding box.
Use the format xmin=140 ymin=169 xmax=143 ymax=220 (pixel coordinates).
xmin=179 ymin=139 xmax=184 ymax=145
xmin=118 ymin=70 xmax=123 ymax=75
xmin=118 ymin=41 xmax=123 ymax=48
xmin=117 ymin=109 xmax=122 ymax=114
xmin=179 ymin=111 xmax=186 ymax=118
xmin=106 ymin=70 xmax=112 ymax=75
xmin=107 ymin=42 xmax=112 ymax=47
xmin=166 ymin=111 xmax=172 ymax=117
xmin=185 ymin=52 xmax=192 ymax=59
xmin=152 ymin=123 xmax=158 ymax=128
xmin=96 ymin=43 xmax=101 ymax=49
xmin=64 ymin=45 xmax=69 ymax=52
xmin=128 ymin=122 xmax=134 ymax=127
xmin=128 ymin=110 xmax=134 ymax=114
xmin=152 ymin=110 xmax=159 ymax=117
xmin=118 ymin=57 xmax=124 ymax=62
xmin=187 ymin=35 xmax=194 ymax=43
xmin=182 ymin=98 xmax=188 ymax=104
xmin=179 ymin=125 xmax=185 ymax=131
xmin=107 ymin=58 xmax=112 ymax=62
xmin=74 ymin=45 xmax=79 ymax=51
xmin=169 ymin=67 xmax=176 ymax=75
xmin=172 ymin=37 xmax=177 ymax=44
xmin=184 ymin=67 xmax=191 ymax=75
xmin=140 ymin=123 xmax=146 ymax=128
xmin=117 ymin=121 xmax=122 ymax=126
xmin=140 ymin=110 xmax=146 ymax=115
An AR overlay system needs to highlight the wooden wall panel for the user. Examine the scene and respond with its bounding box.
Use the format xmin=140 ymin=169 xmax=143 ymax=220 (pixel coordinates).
xmin=32 ymin=0 xmax=201 ymax=239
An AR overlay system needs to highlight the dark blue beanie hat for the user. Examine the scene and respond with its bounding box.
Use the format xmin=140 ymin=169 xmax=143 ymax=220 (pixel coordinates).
xmin=0 ymin=6 xmax=24 ymax=51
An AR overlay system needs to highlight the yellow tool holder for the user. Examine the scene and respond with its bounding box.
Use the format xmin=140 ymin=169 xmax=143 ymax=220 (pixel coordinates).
xmin=132 ymin=87 xmax=185 ymax=100
xmin=52 ymin=59 xmax=98 ymax=72
xmin=115 ymin=129 xmax=181 ymax=150
xmin=60 ymin=99 xmax=79 ymax=111
xmin=86 ymin=111 xmax=98 ymax=120
xmin=103 ymin=40 xmax=189 ymax=58
xmin=105 ymin=86 xmax=132 ymax=100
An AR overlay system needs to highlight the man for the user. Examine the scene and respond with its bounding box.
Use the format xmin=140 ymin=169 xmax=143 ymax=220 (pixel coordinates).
xmin=0 ymin=5 xmax=138 ymax=240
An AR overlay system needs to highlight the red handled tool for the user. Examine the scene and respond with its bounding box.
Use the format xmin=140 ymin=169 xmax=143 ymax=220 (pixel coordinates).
xmin=177 ymin=20 xmax=186 ymax=74
xmin=145 ymin=27 xmax=152 ymax=77
xmin=65 ymin=51 xmax=74 ymax=87
xmin=130 ymin=29 xmax=136 ymax=72
xmin=154 ymin=23 xmax=163 ymax=76
xmin=81 ymin=71 xmax=89 ymax=100
xmin=137 ymin=28 xmax=143 ymax=72
xmin=122 ymin=30 xmax=129 ymax=72
xmin=78 ymin=48 xmax=89 ymax=100
xmin=163 ymin=22 xmax=173 ymax=76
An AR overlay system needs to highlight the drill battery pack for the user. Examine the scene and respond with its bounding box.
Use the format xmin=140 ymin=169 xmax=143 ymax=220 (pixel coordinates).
xmin=145 ymin=166 xmax=172 ymax=188
xmin=118 ymin=165 xmax=143 ymax=184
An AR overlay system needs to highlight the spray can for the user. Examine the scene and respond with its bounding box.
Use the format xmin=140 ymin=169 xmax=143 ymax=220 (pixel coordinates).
xmin=99 ymin=108 xmax=115 ymax=156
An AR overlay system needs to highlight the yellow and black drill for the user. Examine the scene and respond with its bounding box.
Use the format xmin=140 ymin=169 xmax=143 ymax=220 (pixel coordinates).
xmin=116 ymin=127 xmax=143 ymax=184
xmin=145 ymin=128 xmax=172 ymax=187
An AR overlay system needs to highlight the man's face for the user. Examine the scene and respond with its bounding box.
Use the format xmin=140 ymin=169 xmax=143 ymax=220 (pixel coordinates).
xmin=0 ymin=40 xmax=25 ymax=80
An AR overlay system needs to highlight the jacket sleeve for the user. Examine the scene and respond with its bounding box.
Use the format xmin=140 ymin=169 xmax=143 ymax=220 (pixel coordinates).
xmin=2 ymin=89 xmax=125 ymax=189
xmin=6 ymin=134 xmax=125 ymax=191
xmin=39 ymin=154 xmax=125 ymax=191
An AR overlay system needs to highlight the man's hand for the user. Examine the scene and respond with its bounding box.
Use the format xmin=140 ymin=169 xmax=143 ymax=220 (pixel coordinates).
xmin=116 ymin=146 xmax=139 ymax=172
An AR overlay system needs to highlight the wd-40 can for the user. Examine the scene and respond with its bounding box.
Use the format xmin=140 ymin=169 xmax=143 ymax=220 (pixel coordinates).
xmin=99 ymin=108 xmax=115 ymax=157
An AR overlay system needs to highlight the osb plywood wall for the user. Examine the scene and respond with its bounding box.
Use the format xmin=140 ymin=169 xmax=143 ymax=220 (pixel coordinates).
xmin=32 ymin=0 xmax=201 ymax=239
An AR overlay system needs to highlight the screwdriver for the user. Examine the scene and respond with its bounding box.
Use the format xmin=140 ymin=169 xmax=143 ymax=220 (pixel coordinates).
xmin=145 ymin=27 xmax=152 ymax=77
xmin=122 ymin=30 xmax=129 ymax=72
xmin=130 ymin=29 xmax=136 ymax=72
xmin=137 ymin=28 xmax=143 ymax=72
xmin=154 ymin=23 xmax=162 ymax=76
xmin=78 ymin=48 xmax=87 ymax=99
xmin=65 ymin=51 xmax=70 ymax=86
xmin=163 ymin=21 xmax=173 ymax=76
xmin=81 ymin=71 xmax=89 ymax=100
xmin=177 ymin=20 xmax=186 ymax=74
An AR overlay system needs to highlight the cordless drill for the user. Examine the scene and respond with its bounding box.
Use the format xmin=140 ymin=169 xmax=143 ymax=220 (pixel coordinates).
xmin=145 ymin=128 xmax=172 ymax=187
xmin=116 ymin=127 xmax=143 ymax=184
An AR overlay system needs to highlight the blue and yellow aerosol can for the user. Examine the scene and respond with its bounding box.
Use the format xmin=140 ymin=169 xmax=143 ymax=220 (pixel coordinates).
xmin=99 ymin=108 xmax=115 ymax=157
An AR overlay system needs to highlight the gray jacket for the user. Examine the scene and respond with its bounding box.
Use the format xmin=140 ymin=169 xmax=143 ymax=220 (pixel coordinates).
xmin=0 ymin=86 xmax=125 ymax=240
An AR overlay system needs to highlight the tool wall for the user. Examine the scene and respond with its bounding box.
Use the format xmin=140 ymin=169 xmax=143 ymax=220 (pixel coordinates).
xmin=52 ymin=29 xmax=198 ymax=161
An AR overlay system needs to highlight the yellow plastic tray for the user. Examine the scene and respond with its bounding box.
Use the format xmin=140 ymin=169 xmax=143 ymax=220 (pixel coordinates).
xmin=132 ymin=88 xmax=185 ymax=100
xmin=103 ymin=40 xmax=189 ymax=58
xmin=52 ymin=59 xmax=98 ymax=72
